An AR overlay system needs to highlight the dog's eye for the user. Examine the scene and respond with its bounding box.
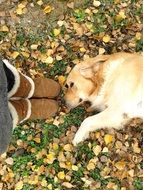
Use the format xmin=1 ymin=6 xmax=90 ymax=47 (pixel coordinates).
xmin=79 ymin=98 xmax=83 ymax=103
xmin=65 ymin=84 xmax=69 ymax=88
xmin=70 ymin=82 xmax=74 ymax=88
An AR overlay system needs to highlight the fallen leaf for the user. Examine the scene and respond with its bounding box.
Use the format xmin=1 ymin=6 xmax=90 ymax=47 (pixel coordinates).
xmin=87 ymin=162 xmax=96 ymax=170
xmin=104 ymin=134 xmax=113 ymax=145
xmin=115 ymin=161 xmax=126 ymax=170
xmin=5 ymin=158 xmax=13 ymax=165
xmin=53 ymin=28 xmax=61 ymax=36
xmin=0 ymin=25 xmax=9 ymax=32
xmin=41 ymin=179 xmax=48 ymax=187
xmin=11 ymin=51 xmax=20 ymax=59
xmin=103 ymin=35 xmax=110 ymax=43
xmin=43 ymin=5 xmax=53 ymax=14
xmin=63 ymin=144 xmax=73 ymax=152
xmin=15 ymin=181 xmax=23 ymax=190
xmin=72 ymin=165 xmax=78 ymax=171
xmin=58 ymin=171 xmax=65 ymax=180
xmin=62 ymin=182 xmax=73 ymax=188
xmin=21 ymin=51 xmax=30 ymax=58
xmin=93 ymin=0 xmax=101 ymax=7
xmin=58 ymin=75 xmax=66 ymax=86
xmin=93 ymin=145 xmax=102 ymax=156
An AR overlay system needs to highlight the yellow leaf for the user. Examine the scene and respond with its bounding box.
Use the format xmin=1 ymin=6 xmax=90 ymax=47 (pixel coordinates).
xmin=33 ymin=137 xmax=41 ymax=143
xmin=63 ymin=144 xmax=73 ymax=152
xmin=58 ymin=75 xmax=66 ymax=86
xmin=15 ymin=181 xmax=23 ymax=190
xmin=16 ymin=8 xmax=23 ymax=15
xmin=43 ymin=5 xmax=53 ymax=14
xmin=93 ymin=145 xmax=102 ymax=156
xmin=31 ymin=44 xmax=38 ymax=50
xmin=72 ymin=165 xmax=78 ymax=171
xmin=53 ymin=28 xmax=60 ymax=36
xmin=0 ymin=25 xmax=9 ymax=32
xmin=135 ymin=32 xmax=142 ymax=40
xmin=119 ymin=11 xmax=126 ymax=19
xmin=37 ymin=0 xmax=43 ymax=6
xmin=21 ymin=51 xmax=30 ymax=58
xmin=93 ymin=0 xmax=101 ymax=7
xmin=18 ymin=3 xmax=26 ymax=9
xmin=52 ymin=143 xmax=58 ymax=151
xmin=103 ymin=35 xmax=110 ymax=43
xmin=57 ymin=171 xmax=65 ymax=180
xmin=11 ymin=51 xmax=20 ymax=59
xmin=47 ymin=184 xmax=52 ymax=190
xmin=87 ymin=162 xmax=95 ymax=170
xmin=104 ymin=134 xmax=113 ymax=145
xmin=46 ymin=152 xmax=55 ymax=164
xmin=41 ymin=179 xmax=48 ymax=187
xmin=46 ymin=56 xmax=54 ymax=64
xmin=115 ymin=161 xmax=126 ymax=170
xmin=80 ymin=47 xmax=86 ymax=53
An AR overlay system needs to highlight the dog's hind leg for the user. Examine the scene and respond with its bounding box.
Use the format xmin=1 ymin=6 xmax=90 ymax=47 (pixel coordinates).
xmin=73 ymin=107 xmax=129 ymax=145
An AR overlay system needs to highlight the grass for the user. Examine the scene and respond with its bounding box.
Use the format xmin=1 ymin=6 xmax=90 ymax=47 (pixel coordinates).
xmin=0 ymin=0 xmax=143 ymax=189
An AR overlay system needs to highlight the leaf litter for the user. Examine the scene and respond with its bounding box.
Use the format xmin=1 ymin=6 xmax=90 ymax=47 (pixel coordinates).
xmin=0 ymin=0 xmax=143 ymax=189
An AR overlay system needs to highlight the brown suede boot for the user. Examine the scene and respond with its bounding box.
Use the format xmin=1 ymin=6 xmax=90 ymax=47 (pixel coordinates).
xmin=8 ymin=99 xmax=59 ymax=127
xmin=3 ymin=60 xmax=60 ymax=99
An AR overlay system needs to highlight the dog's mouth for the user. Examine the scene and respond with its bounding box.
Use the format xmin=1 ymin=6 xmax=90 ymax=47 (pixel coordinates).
xmin=82 ymin=101 xmax=94 ymax=112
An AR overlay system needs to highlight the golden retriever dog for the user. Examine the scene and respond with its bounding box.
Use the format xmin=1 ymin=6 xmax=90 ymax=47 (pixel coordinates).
xmin=64 ymin=52 xmax=143 ymax=145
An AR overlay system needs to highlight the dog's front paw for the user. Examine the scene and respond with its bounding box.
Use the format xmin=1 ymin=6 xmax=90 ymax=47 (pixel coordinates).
xmin=72 ymin=119 xmax=90 ymax=146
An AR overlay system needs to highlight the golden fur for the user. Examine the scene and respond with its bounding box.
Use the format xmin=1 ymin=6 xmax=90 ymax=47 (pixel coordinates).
xmin=64 ymin=52 xmax=143 ymax=145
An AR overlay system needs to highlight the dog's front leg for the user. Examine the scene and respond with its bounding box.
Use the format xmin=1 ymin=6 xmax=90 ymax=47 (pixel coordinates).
xmin=73 ymin=108 xmax=127 ymax=145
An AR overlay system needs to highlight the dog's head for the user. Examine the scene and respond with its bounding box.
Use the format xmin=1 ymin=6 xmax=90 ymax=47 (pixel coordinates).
xmin=64 ymin=55 xmax=109 ymax=109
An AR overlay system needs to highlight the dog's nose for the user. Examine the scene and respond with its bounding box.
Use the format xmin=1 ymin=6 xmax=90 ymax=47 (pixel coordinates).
xmin=84 ymin=101 xmax=92 ymax=108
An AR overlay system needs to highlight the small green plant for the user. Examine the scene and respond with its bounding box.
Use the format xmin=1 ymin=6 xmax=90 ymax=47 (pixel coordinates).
xmin=133 ymin=178 xmax=143 ymax=190
xmin=73 ymin=9 xmax=86 ymax=22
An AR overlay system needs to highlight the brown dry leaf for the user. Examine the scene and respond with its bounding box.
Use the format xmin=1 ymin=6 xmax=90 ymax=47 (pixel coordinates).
xmin=72 ymin=23 xmax=84 ymax=36
xmin=62 ymin=182 xmax=73 ymax=188
xmin=5 ymin=158 xmax=13 ymax=165
xmin=132 ymin=142 xmax=141 ymax=153
xmin=67 ymin=2 xmax=74 ymax=9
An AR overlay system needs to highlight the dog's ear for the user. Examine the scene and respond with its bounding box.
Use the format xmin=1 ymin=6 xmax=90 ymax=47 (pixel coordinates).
xmin=79 ymin=55 xmax=109 ymax=78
